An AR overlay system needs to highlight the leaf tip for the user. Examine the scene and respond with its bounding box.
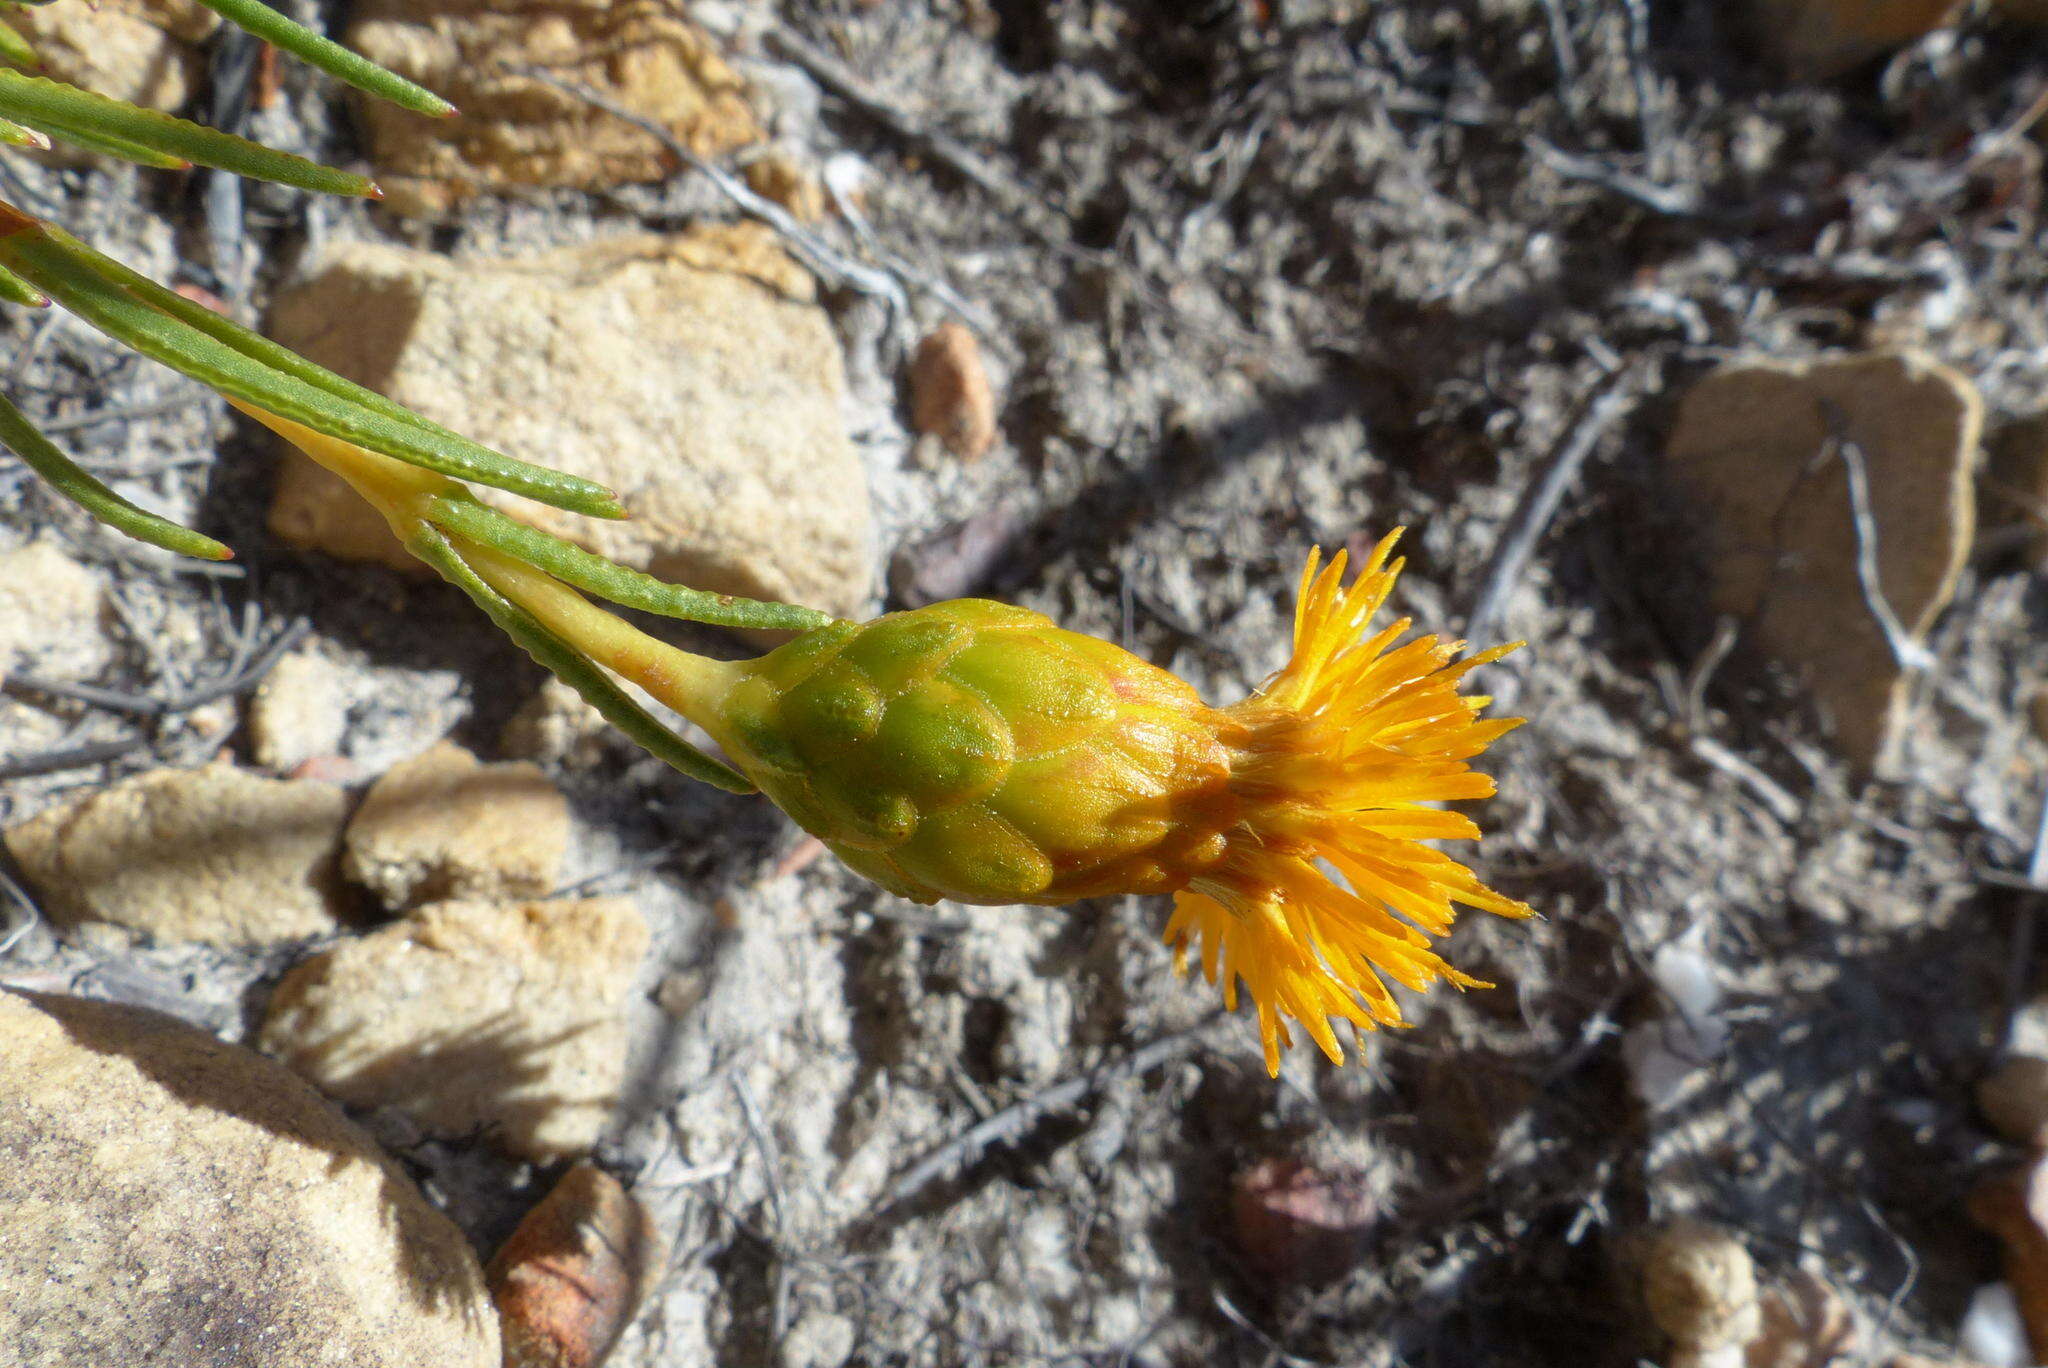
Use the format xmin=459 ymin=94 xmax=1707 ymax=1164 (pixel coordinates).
xmin=362 ymin=180 xmax=386 ymax=201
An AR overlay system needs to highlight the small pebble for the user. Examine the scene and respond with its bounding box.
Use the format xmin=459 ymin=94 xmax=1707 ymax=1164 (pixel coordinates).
xmin=1643 ymin=1219 xmax=1760 ymax=1354
xmin=910 ymin=321 xmax=998 ymax=461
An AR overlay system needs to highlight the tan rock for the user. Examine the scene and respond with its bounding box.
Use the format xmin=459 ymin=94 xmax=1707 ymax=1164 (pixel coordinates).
xmin=0 ymin=989 xmax=498 ymax=1368
xmin=260 ymin=897 xmax=648 ymax=1160
xmin=1979 ymin=1055 xmax=2048 ymax=1147
xmin=500 ymin=677 xmax=610 ymax=769
xmin=347 ymin=0 xmax=758 ymax=215
xmin=911 ymin=321 xmax=999 ymax=462
xmin=3 ymin=762 xmax=352 ymax=948
xmin=1664 ymin=351 xmax=1979 ymax=774
xmin=0 ymin=541 xmax=105 ymax=674
xmin=1748 ymin=0 xmax=1962 ymax=79
xmin=489 ymin=1163 xmax=665 ymax=1368
xmin=1644 ymin=1220 xmax=1762 ymax=1355
xmin=344 ymin=741 xmax=569 ymax=910
xmin=247 ymin=649 xmax=351 ymax=773
xmin=12 ymin=1 xmax=220 ymax=133
xmin=265 ymin=229 xmax=874 ymax=618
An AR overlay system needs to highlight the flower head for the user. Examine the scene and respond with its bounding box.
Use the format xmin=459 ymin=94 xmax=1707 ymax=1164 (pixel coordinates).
xmin=1161 ymin=532 xmax=1533 ymax=1073
xmin=705 ymin=530 xmax=1530 ymax=1074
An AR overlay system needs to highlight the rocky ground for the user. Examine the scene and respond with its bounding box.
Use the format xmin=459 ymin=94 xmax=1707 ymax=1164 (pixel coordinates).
xmin=6 ymin=1 xmax=2048 ymax=1365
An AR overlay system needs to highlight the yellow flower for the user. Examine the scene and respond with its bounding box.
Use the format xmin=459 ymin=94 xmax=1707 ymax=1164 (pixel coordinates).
xmin=704 ymin=530 xmax=1532 ymax=1075
xmin=1161 ymin=533 xmax=1533 ymax=1074
xmin=244 ymin=403 xmax=1531 ymax=1077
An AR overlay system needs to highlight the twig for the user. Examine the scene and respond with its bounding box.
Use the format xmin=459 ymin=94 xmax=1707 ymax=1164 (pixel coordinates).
xmin=761 ymin=23 xmax=1053 ymax=231
xmin=1681 ymin=617 xmax=1740 ymax=732
xmin=1525 ymin=137 xmax=1703 ymax=217
xmin=1536 ymin=0 xmax=1581 ymax=115
xmin=0 ymin=864 xmax=41 ymax=956
xmin=883 ymin=1014 xmax=1218 ymax=1208
xmin=1687 ymin=735 xmax=1802 ymax=825
xmin=1832 ymin=435 xmax=1934 ymax=672
xmin=516 ymin=68 xmax=912 ymax=325
xmin=1464 ymin=374 xmax=1637 ymax=642
xmin=1617 ymin=0 xmax=1663 ymax=174
xmin=4 ymin=617 xmax=308 ymax=716
xmin=0 ymin=736 xmax=146 ymax=780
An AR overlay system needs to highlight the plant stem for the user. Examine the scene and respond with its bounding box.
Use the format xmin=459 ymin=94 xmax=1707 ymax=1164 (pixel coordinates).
xmin=235 ymin=399 xmax=744 ymax=732
xmin=444 ymin=535 xmax=741 ymax=733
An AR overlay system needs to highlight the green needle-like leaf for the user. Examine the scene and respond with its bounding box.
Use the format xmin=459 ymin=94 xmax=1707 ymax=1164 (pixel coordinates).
xmin=424 ymin=497 xmax=835 ymax=634
xmin=410 ymin=525 xmax=754 ymax=794
xmin=193 ymin=0 xmax=455 ymax=118
xmin=0 ymin=69 xmax=378 ymax=196
xmin=0 ymin=393 xmax=232 ymax=560
xmin=0 ymin=116 xmax=45 ymax=149
xmin=30 ymin=118 xmax=189 ymax=169
xmin=0 ymin=261 xmax=45 ymax=306
xmin=0 ymin=228 xmax=626 ymax=518
xmin=45 ymin=225 xmax=477 ymax=451
xmin=0 ymin=20 xmax=37 ymax=70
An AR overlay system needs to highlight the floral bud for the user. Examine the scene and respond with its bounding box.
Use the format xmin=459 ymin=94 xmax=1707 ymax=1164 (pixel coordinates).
xmin=706 ymin=598 xmax=1240 ymax=906
xmin=705 ymin=532 xmax=1532 ymax=1076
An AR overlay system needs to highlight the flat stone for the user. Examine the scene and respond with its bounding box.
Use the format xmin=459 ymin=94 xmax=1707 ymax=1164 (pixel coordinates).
xmin=348 ymin=0 xmax=758 ymax=216
xmin=260 ymin=897 xmax=648 ymax=1161
xmin=264 ymin=228 xmax=874 ymax=619
xmin=4 ymin=762 xmax=352 ymax=948
xmin=1664 ymin=350 xmax=1979 ymax=774
xmin=247 ymin=649 xmax=352 ymax=773
xmin=1747 ymin=0 xmax=1961 ymax=79
xmin=0 ymin=989 xmax=497 ymax=1368
xmin=0 ymin=541 xmax=106 ymax=676
xmin=344 ymin=741 xmax=569 ymax=910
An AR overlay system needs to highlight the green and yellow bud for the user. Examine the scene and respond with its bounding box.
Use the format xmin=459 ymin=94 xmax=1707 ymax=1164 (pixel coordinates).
xmin=703 ymin=598 xmax=1242 ymax=906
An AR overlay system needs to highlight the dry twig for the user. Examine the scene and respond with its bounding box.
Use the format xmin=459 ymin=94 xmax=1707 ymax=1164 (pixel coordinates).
xmin=1463 ymin=373 xmax=1637 ymax=644
xmin=883 ymin=1014 xmax=1219 ymax=1209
